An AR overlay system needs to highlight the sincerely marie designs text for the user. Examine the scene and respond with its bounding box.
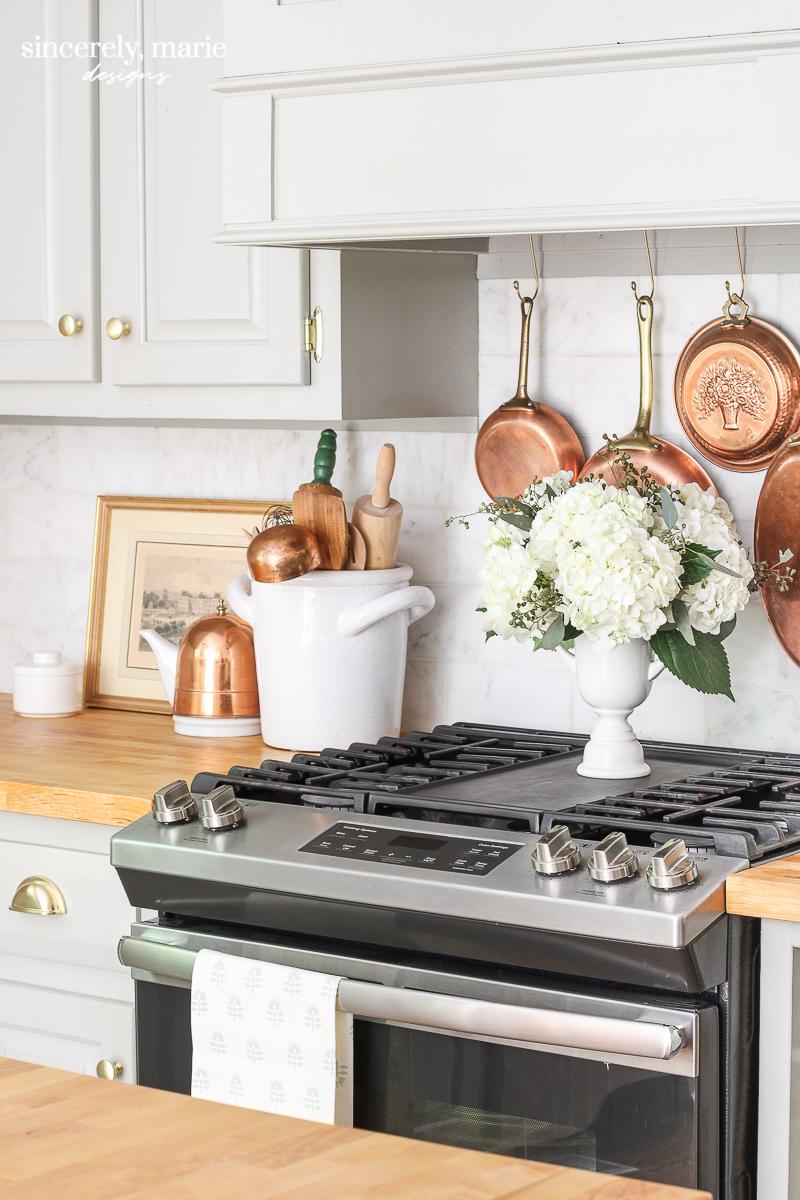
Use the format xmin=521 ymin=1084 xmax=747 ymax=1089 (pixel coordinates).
xmin=20 ymin=35 xmax=226 ymax=87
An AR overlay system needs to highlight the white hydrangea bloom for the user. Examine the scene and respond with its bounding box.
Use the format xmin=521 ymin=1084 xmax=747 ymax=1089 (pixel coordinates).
xmin=526 ymin=481 xmax=682 ymax=645
xmin=673 ymin=484 xmax=753 ymax=634
xmin=478 ymin=523 xmax=552 ymax=641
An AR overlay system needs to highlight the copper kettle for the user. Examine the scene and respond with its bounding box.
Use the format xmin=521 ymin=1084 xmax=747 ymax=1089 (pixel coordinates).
xmin=140 ymin=600 xmax=259 ymax=720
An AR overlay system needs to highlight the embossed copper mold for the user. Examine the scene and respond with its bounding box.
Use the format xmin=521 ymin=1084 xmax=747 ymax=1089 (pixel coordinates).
xmin=755 ymin=434 xmax=800 ymax=668
xmin=674 ymin=299 xmax=800 ymax=473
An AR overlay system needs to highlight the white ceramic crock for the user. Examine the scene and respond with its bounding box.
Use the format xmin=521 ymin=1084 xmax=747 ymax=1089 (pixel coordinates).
xmin=227 ymin=564 xmax=435 ymax=750
xmin=559 ymin=637 xmax=665 ymax=779
xmin=13 ymin=651 xmax=83 ymax=718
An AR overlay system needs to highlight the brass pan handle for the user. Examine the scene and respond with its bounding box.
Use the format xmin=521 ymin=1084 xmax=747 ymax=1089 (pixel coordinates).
xmin=9 ymin=876 xmax=67 ymax=916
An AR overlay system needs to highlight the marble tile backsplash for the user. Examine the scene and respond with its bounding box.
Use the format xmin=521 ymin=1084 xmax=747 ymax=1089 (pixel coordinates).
xmin=1 ymin=269 xmax=798 ymax=752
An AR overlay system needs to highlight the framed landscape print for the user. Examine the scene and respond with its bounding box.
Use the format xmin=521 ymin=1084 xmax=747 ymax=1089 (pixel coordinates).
xmin=84 ymin=496 xmax=283 ymax=713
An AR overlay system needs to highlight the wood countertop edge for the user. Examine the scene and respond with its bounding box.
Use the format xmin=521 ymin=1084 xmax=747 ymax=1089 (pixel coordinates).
xmin=0 ymin=1057 xmax=711 ymax=1198
xmin=726 ymin=854 xmax=800 ymax=922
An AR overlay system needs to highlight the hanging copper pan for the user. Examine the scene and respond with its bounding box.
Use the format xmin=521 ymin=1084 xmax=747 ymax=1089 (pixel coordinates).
xmin=674 ymin=288 xmax=800 ymax=473
xmin=754 ymin=434 xmax=800 ymax=666
xmin=581 ymin=288 xmax=716 ymax=491
xmin=475 ymin=281 xmax=584 ymax=500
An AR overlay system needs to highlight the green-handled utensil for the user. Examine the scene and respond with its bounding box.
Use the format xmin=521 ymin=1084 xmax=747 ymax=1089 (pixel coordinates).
xmin=291 ymin=429 xmax=349 ymax=570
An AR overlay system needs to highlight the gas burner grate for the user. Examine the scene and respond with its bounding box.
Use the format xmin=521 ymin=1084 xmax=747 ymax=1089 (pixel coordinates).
xmin=542 ymin=758 xmax=800 ymax=861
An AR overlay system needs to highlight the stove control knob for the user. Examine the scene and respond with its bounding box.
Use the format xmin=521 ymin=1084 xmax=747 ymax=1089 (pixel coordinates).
xmin=532 ymin=825 xmax=581 ymax=876
xmin=589 ymin=832 xmax=639 ymax=883
xmin=647 ymin=838 xmax=699 ymax=890
xmin=152 ymin=780 xmax=197 ymax=824
xmin=198 ymin=785 xmax=245 ymax=831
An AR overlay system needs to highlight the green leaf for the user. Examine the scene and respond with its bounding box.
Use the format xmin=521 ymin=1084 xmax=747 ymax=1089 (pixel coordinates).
xmin=494 ymin=497 xmax=535 ymax=519
xmin=484 ymin=630 xmax=497 ymax=642
xmin=671 ymin=598 xmax=695 ymax=646
xmin=658 ymin=487 xmax=679 ymax=529
xmin=475 ymin=606 xmax=487 ymax=613
xmin=719 ymin=616 xmax=737 ymax=641
xmin=498 ymin=512 xmax=532 ymax=533
xmin=539 ymin=614 xmax=566 ymax=651
xmin=681 ymin=542 xmax=741 ymax=584
xmin=563 ymin=622 xmax=581 ymax=642
xmin=650 ymin=628 xmax=734 ymax=700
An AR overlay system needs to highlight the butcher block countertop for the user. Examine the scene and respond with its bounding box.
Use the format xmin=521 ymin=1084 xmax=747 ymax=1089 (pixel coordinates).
xmin=0 ymin=694 xmax=279 ymax=826
xmin=726 ymin=854 xmax=800 ymax=922
xmin=0 ymin=1057 xmax=709 ymax=1199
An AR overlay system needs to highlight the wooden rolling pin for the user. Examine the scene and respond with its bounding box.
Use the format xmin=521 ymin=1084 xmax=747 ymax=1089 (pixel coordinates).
xmin=352 ymin=444 xmax=403 ymax=569
xmin=291 ymin=429 xmax=349 ymax=570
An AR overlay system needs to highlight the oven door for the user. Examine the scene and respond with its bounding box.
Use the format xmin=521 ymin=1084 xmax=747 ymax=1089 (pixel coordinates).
xmin=120 ymin=925 xmax=718 ymax=1193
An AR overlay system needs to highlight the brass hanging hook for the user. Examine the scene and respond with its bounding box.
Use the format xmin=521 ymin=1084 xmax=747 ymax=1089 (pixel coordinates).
xmin=722 ymin=226 xmax=750 ymax=326
xmin=512 ymin=234 xmax=540 ymax=310
xmin=631 ymin=230 xmax=655 ymax=303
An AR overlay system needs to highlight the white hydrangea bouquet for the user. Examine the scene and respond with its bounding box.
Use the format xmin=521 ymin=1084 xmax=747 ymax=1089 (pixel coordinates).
xmin=450 ymin=455 xmax=794 ymax=702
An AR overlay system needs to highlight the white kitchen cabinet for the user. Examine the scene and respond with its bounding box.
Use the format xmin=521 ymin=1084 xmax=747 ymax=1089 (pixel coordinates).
xmin=756 ymin=917 xmax=800 ymax=1198
xmin=0 ymin=0 xmax=99 ymax=383
xmin=0 ymin=812 xmax=136 ymax=1084
xmin=0 ymin=0 xmax=478 ymax=424
xmin=218 ymin=0 xmax=800 ymax=247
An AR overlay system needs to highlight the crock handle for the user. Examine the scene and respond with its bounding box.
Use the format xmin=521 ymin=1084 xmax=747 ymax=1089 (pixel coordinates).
xmin=226 ymin=573 xmax=255 ymax=625
xmin=338 ymin=586 xmax=435 ymax=638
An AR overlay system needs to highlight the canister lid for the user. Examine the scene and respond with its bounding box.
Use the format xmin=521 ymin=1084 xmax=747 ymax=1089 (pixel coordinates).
xmin=14 ymin=650 xmax=82 ymax=678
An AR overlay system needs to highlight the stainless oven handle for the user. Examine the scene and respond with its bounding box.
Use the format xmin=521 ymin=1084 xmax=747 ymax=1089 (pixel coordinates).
xmin=118 ymin=936 xmax=683 ymax=1062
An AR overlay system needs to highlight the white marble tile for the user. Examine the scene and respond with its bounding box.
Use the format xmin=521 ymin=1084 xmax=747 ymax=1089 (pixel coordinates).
xmin=0 ymin=629 xmax=9 ymax=693
xmin=56 ymin=427 xmax=160 ymax=495
xmin=396 ymin=508 xmax=449 ymax=584
xmin=401 ymin=659 xmax=445 ymax=731
xmin=478 ymin=279 xmax=516 ymax=357
xmin=0 ymin=426 xmax=56 ymax=491
xmin=707 ymin=685 xmax=800 ymax=753
xmin=567 ymin=357 xmax=638 ymax=450
xmin=157 ymin=429 xmax=272 ymax=502
xmin=267 ymin=429 xmax=323 ymax=499
xmin=0 ymin=495 xmax=7 ymax=558
xmin=408 ymin=585 xmax=482 ymax=662
xmin=0 ymin=561 xmax=70 ymax=628
xmin=8 ymin=492 xmax=96 ymax=562
xmin=443 ymin=659 xmax=574 ymax=729
xmin=536 ymin=276 xmax=634 ymax=357
xmin=61 ymin=563 xmax=92 ymax=632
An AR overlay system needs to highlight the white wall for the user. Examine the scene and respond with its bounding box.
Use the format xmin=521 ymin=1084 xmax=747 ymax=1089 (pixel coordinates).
xmin=0 ymin=268 xmax=798 ymax=752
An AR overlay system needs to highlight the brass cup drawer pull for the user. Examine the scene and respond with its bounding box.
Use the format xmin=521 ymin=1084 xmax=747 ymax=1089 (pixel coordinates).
xmin=9 ymin=876 xmax=67 ymax=916
xmin=57 ymin=314 xmax=83 ymax=337
xmin=106 ymin=317 xmax=131 ymax=340
xmin=96 ymin=1059 xmax=123 ymax=1081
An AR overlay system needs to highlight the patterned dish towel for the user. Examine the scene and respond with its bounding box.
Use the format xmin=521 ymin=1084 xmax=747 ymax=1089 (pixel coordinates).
xmin=190 ymin=949 xmax=353 ymax=1125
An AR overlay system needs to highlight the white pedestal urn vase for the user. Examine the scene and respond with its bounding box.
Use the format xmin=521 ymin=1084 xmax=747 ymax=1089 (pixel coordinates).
xmin=559 ymin=638 xmax=665 ymax=779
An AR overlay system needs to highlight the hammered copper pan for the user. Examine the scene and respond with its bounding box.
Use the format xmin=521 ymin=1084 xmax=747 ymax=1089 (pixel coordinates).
xmin=475 ymin=282 xmax=584 ymax=499
xmin=754 ymin=434 xmax=800 ymax=666
xmin=674 ymin=289 xmax=800 ymax=472
xmin=581 ymin=289 xmax=715 ymax=491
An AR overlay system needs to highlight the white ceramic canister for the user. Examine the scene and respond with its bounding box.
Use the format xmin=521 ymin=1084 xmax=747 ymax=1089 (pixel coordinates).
xmin=227 ymin=564 xmax=434 ymax=750
xmin=13 ymin=651 xmax=83 ymax=718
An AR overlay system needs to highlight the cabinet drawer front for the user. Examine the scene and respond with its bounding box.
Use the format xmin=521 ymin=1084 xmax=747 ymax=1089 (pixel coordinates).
xmin=0 ymin=979 xmax=134 ymax=1082
xmin=0 ymin=842 xmax=132 ymax=974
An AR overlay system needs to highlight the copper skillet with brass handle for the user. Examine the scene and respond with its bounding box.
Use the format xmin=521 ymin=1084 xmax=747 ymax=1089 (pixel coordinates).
xmin=581 ymin=289 xmax=715 ymax=490
xmin=755 ymin=433 xmax=800 ymax=666
xmin=475 ymin=281 xmax=584 ymax=499
xmin=674 ymin=286 xmax=800 ymax=472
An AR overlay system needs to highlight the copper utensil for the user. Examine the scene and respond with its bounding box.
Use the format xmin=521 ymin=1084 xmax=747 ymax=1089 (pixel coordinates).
xmin=755 ymin=434 xmax=800 ymax=665
xmin=247 ymin=524 xmax=321 ymax=583
xmin=475 ymin=240 xmax=584 ymax=499
xmin=674 ymin=287 xmax=800 ymax=473
xmin=581 ymin=286 xmax=715 ymax=491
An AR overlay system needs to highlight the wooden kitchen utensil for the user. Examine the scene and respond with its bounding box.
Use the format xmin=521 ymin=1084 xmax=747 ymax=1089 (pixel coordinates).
xmin=352 ymin=443 xmax=403 ymax=569
xmin=755 ymin=434 xmax=800 ymax=666
xmin=345 ymin=523 xmax=367 ymax=570
xmin=674 ymin=233 xmax=800 ymax=472
xmin=475 ymin=252 xmax=584 ymax=499
xmin=291 ymin=429 xmax=349 ymax=570
xmin=581 ymin=254 xmax=715 ymax=490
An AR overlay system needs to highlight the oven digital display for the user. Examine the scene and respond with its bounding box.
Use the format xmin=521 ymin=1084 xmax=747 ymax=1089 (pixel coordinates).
xmin=298 ymin=823 xmax=522 ymax=875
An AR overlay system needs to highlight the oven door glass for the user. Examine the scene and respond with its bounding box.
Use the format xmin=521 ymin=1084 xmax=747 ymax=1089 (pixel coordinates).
xmin=355 ymin=1020 xmax=705 ymax=1188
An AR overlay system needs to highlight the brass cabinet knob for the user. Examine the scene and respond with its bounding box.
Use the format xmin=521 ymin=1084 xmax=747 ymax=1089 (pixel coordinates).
xmin=106 ymin=317 xmax=131 ymax=340
xmin=9 ymin=876 xmax=67 ymax=916
xmin=96 ymin=1059 xmax=124 ymax=1081
xmin=57 ymin=314 xmax=83 ymax=337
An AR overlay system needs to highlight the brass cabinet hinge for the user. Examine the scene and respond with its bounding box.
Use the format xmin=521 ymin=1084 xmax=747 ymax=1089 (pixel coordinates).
xmin=304 ymin=306 xmax=322 ymax=363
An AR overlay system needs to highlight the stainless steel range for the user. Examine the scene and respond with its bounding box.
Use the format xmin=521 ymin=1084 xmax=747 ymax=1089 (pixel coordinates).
xmin=114 ymin=722 xmax=800 ymax=1198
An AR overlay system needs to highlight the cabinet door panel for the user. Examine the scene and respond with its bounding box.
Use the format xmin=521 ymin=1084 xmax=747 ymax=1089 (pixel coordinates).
xmin=102 ymin=0 xmax=308 ymax=386
xmin=0 ymin=981 xmax=135 ymax=1082
xmin=0 ymin=0 xmax=98 ymax=382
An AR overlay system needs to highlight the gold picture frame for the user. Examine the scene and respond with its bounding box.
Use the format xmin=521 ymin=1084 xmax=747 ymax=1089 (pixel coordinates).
xmin=84 ymin=496 xmax=284 ymax=713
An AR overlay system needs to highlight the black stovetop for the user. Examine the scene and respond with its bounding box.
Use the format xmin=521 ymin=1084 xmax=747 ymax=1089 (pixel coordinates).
xmin=190 ymin=721 xmax=800 ymax=864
